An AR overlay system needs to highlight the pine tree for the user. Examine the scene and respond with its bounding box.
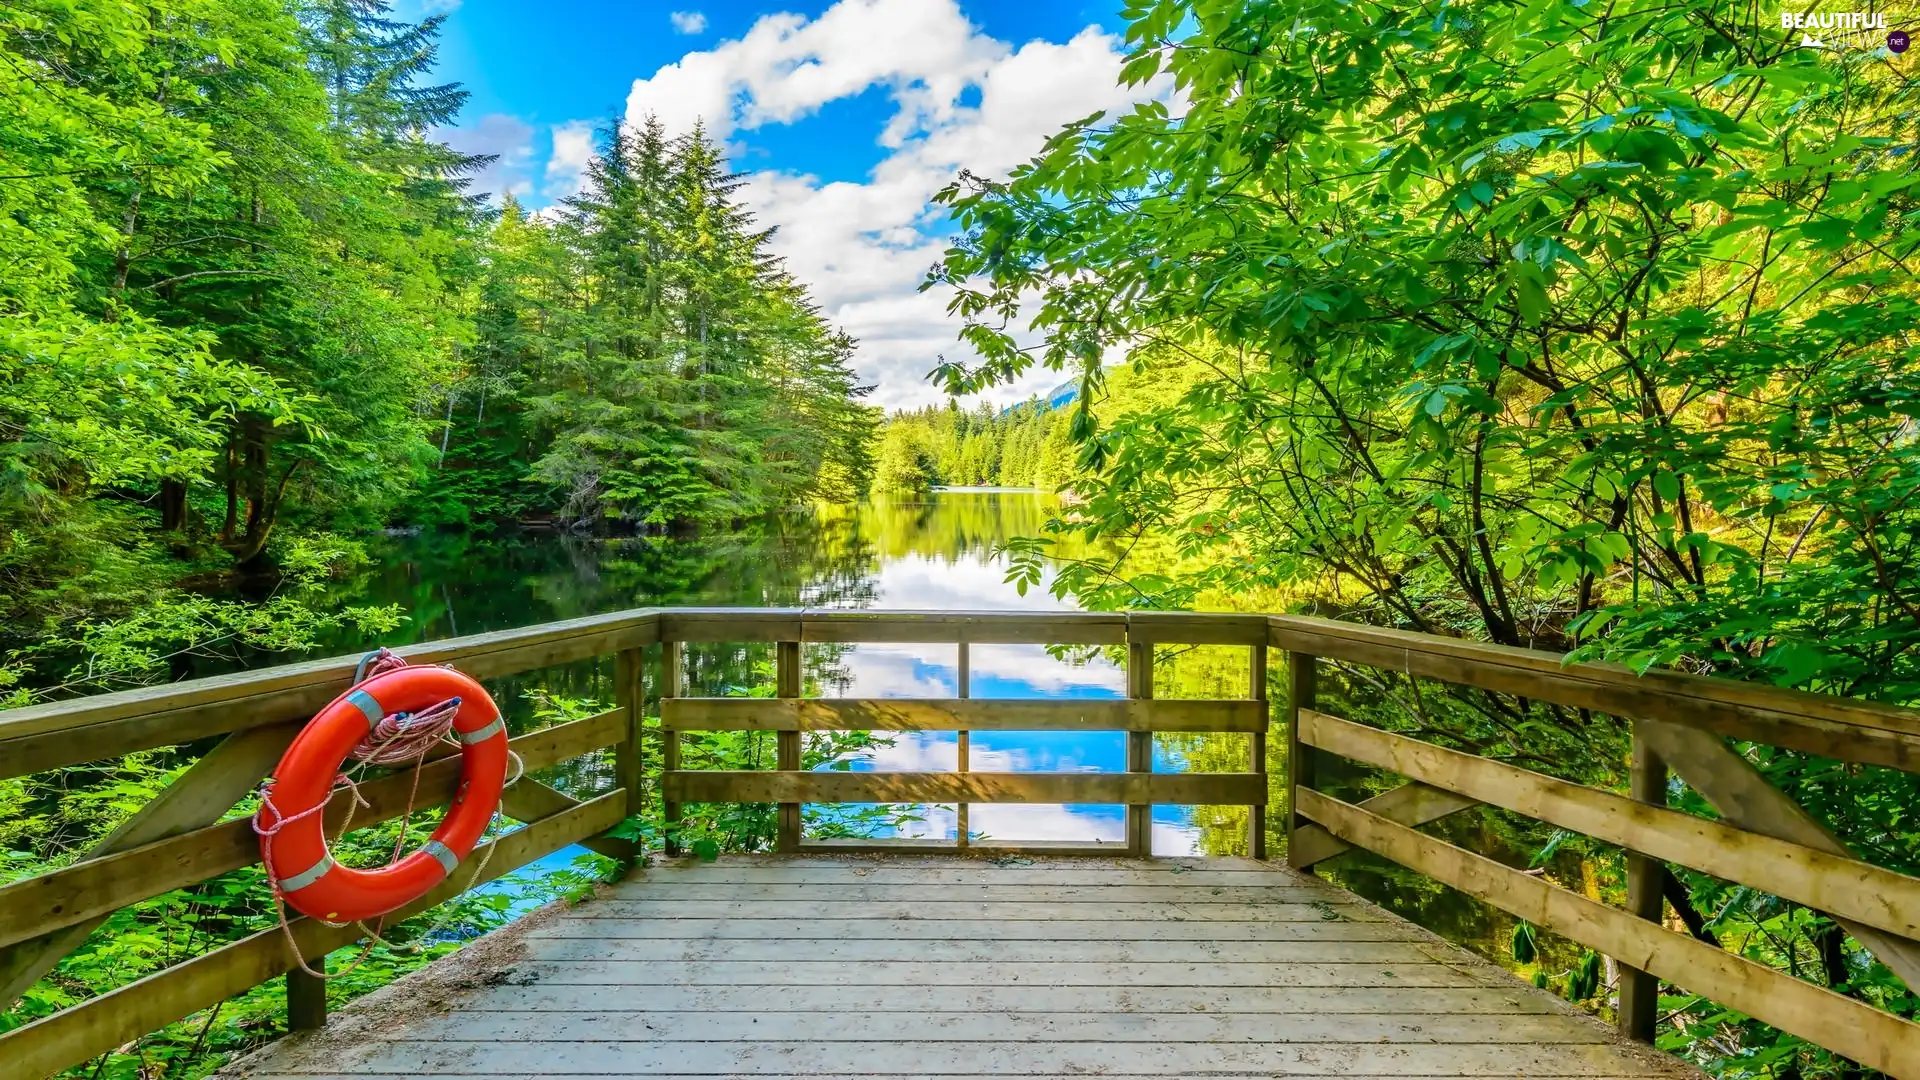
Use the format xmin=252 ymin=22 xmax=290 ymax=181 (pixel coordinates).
xmin=518 ymin=116 xmax=874 ymax=527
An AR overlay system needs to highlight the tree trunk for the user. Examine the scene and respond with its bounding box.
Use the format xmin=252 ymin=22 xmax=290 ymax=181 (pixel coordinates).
xmin=222 ymin=419 xmax=279 ymax=567
xmin=438 ymin=389 xmax=456 ymax=467
xmin=221 ymin=433 xmax=239 ymax=543
xmin=108 ymin=186 xmax=144 ymax=306
xmin=1662 ymin=873 xmax=1719 ymax=947
xmin=1815 ymin=921 xmax=1867 ymax=1078
xmin=159 ymin=479 xmax=188 ymax=532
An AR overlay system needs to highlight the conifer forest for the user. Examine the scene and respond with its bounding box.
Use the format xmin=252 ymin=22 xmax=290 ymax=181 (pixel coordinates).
xmin=1 ymin=0 xmax=876 ymax=702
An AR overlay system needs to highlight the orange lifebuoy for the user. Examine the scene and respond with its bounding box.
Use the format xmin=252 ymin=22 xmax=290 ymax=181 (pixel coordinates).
xmin=257 ymin=665 xmax=508 ymax=923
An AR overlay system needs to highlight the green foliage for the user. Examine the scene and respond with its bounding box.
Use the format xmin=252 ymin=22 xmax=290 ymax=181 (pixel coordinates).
xmin=2 ymin=1 xmax=876 ymax=698
xmin=874 ymin=421 xmax=942 ymax=493
xmin=930 ymin=1 xmax=1920 ymax=1073
xmin=0 ymin=0 xmax=478 ymax=700
xmin=1568 ymin=950 xmax=1602 ymax=1003
xmin=421 ymin=120 xmax=879 ymax=530
xmin=1510 ymin=921 xmax=1537 ymax=965
xmin=872 ymin=399 xmax=1076 ymax=493
xmin=5 ymin=534 xmax=402 ymax=705
xmin=935 ymin=0 xmax=1920 ymax=689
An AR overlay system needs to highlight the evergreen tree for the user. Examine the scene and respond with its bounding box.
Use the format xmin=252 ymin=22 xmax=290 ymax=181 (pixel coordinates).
xmin=0 ymin=8 xmax=875 ymax=698
xmin=481 ymin=116 xmax=875 ymax=528
xmin=872 ymin=400 xmax=1074 ymax=493
xmin=0 ymin=0 xmax=457 ymax=686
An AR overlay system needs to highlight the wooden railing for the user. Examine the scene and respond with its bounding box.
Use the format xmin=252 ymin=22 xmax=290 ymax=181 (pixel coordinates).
xmin=4 ymin=607 xmax=1920 ymax=1077
xmin=0 ymin=609 xmax=659 ymax=1080
xmin=653 ymin=608 xmax=1269 ymax=856
xmin=1276 ymin=616 xmax=1920 ymax=1078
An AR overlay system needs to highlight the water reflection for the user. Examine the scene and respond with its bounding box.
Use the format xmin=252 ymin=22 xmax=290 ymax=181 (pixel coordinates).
xmin=824 ymin=641 xmax=1139 ymax=848
xmin=315 ymin=490 xmax=1222 ymax=853
xmin=795 ymin=505 xmax=1207 ymax=852
xmin=274 ymin=489 xmax=1550 ymax=1003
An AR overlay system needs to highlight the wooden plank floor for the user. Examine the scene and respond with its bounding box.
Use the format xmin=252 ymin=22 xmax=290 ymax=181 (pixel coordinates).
xmin=221 ymin=856 xmax=1703 ymax=1079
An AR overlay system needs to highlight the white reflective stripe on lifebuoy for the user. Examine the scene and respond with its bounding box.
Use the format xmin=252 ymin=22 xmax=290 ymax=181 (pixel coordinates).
xmin=423 ymin=839 xmax=460 ymax=876
xmin=346 ymin=689 xmax=384 ymax=729
xmin=280 ymin=854 xmax=335 ymax=893
xmin=457 ymin=715 xmax=505 ymax=745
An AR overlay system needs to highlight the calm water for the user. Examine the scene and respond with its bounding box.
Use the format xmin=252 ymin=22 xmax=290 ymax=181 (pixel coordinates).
xmin=277 ymin=489 xmax=1525 ymax=981
xmin=314 ymin=489 xmax=1245 ymax=855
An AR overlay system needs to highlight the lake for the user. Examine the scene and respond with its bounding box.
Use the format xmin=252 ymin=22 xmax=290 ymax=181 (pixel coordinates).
xmin=323 ymin=488 xmax=1243 ymax=855
xmin=269 ymin=487 xmax=1521 ymax=982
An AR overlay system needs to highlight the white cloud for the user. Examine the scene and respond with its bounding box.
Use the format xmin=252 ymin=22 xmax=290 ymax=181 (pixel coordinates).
xmin=619 ymin=0 xmax=1169 ymax=409
xmin=439 ymin=113 xmax=535 ymax=203
xmin=545 ymin=120 xmax=598 ymax=199
xmin=670 ymin=10 xmax=707 ymax=34
xmin=864 ymin=552 xmax=1080 ymax=612
xmin=823 ymin=642 xmax=957 ymax=698
xmin=821 ymin=638 xmax=1122 ymax=700
xmin=626 ymin=0 xmax=1004 ymax=143
xmin=969 ymin=645 xmax=1124 ymax=696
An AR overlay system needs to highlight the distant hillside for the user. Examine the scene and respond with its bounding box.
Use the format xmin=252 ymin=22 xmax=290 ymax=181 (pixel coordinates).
xmin=1002 ymin=377 xmax=1080 ymax=416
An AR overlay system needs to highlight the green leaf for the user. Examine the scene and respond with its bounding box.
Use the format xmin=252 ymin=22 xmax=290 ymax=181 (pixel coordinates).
xmin=1511 ymin=922 xmax=1538 ymax=964
xmin=1515 ymin=273 xmax=1549 ymax=324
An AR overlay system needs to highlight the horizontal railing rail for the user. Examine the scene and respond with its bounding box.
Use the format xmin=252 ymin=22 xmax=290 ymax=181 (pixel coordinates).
xmin=653 ymin=614 xmax=1270 ymax=858
xmin=0 ymin=608 xmax=664 ymax=778
xmin=660 ymin=697 xmax=1270 ymax=732
xmin=1282 ymin=634 xmax=1920 ymax=1078
xmin=4 ymin=606 xmax=1920 ymax=1078
xmin=1268 ymin=614 xmax=1919 ymax=771
xmin=0 ymin=621 xmax=655 ymax=1080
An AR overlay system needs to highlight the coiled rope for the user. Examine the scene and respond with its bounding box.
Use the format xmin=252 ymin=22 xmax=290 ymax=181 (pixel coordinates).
xmin=253 ymin=648 xmax=522 ymax=979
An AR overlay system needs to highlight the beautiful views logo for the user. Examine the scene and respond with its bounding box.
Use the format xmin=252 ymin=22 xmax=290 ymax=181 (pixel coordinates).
xmin=1778 ymin=9 xmax=1901 ymax=50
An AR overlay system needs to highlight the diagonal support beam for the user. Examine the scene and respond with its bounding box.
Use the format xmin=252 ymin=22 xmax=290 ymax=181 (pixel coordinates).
xmin=1 ymin=720 xmax=629 ymax=1010
xmin=0 ymin=720 xmax=301 ymax=1008
xmin=1289 ymin=781 xmax=1480 ymax=869
xmin=1640 ymin=718 xmax=1920 ymax=993
xmin=498 ymin=778 xmax=631 ymax=860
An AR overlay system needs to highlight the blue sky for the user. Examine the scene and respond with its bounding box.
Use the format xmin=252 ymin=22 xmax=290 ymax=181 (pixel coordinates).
xmin=404 ymin=0 xmax=1162 ymax=409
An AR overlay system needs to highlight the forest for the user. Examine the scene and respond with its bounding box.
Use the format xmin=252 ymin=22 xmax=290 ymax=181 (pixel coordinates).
xmin=7 ymin=0 xmax=1920 ymax=1077
xmin=0 ymin=0 xmax=875 ymax=706
xmin=929 ymin=0 xmax=1920 ymax=1075
xmin=2 ymin=1 xmax=877 ymax=1072
xmin=872 ymin=400 xmax=1075 ymax=492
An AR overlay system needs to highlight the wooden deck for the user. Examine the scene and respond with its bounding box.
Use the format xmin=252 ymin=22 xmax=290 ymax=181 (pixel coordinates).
xmin=12 ymin=608 xmax=1919 ymax=1077
xmin=219 ymin=856 xmax=1700 ymax=1079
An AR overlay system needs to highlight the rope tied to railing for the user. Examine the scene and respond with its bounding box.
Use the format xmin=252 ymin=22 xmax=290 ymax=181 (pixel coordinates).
xmin=349 ymin=649 xmax=464 ymax=767
xmin=253 ymin=648 xmax=522 ymax=980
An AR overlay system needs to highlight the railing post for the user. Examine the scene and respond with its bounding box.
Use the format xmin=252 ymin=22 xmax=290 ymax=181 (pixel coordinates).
xmin=1285 ymin=651 xmax=1318 ymax=871
xmin=661 ymin=639 xmax=683 ymax=857
xmin=956 ymin=641 xmax=971 ymax=850
xmin=1249 ymin=643 xmax=1269 ymax=860
xmin=1125 ymin=638 xmax=1153 ymax=857
xmin=286 ymin=957 xmax=325 ymax=1031
xmin=613 ymin=647 xmax=645 ymax=848
xmin=1619 ymin=720 xmax=1667 ymax=1043
xmin=776 ymin=640 xmax=802 ymax=853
